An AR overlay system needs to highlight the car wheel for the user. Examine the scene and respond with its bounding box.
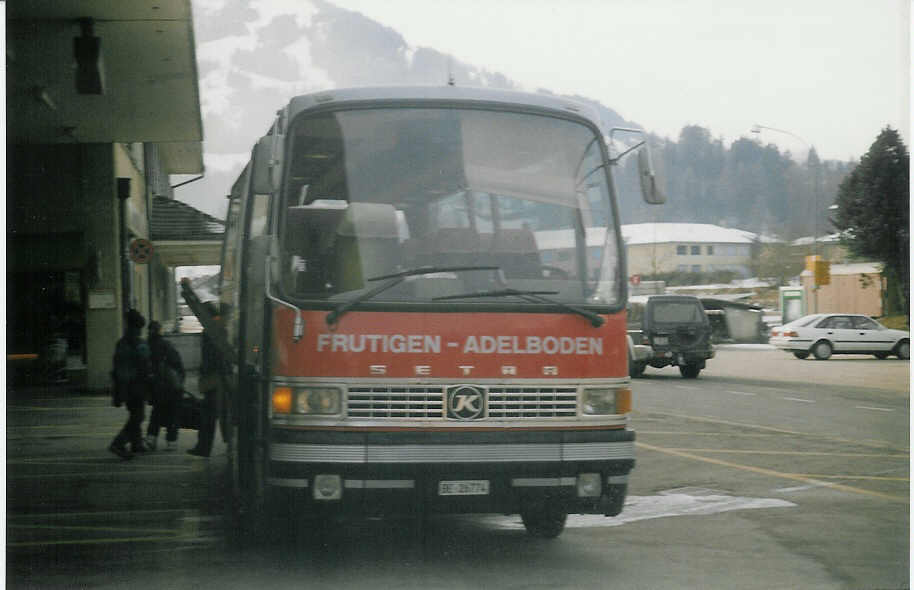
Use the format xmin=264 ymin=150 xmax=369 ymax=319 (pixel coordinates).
xmin=873 ymin=352 xmax=889 ymax=360
xmin=895 ymin=340 xmax=909 ymax=360
xmin=812 ymin=340 xmax=832 ymax=360
xmin=521 ymin=504 xmax=567 ymax=539
xmin=679 ymin=363 xmax=701 ymax=378
xmin=793 ymin=351 xmax=810 ymax=360
xmin=630 ymin=362 xmax=645 ymax=378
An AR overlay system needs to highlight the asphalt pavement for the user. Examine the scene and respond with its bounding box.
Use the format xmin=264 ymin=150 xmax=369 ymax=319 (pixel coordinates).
xmin=5 ymin=347 xmax=910 ymax=589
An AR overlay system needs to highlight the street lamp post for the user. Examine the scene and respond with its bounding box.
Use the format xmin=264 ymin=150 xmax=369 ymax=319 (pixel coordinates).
xmin=750 ymin=124 xmax=819 ymax=312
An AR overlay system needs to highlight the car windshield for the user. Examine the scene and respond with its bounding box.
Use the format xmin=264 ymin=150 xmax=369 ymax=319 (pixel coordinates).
xmin=277 ymin=107 xmax=620 ymax=307
xmin=651 ymin=301 xmax=705 ymax=323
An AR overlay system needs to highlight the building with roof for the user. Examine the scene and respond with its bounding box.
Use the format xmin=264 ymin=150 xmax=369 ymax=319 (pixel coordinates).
xmin=801 ymin=262 xmax=885 ymax=317
xmin=535 ymin=222 xmax=763 ymax=282
xmin=147 ymin=196 xmax=224 ymax=330
xmin=7 ymin=2 xmax=209 ymax=389
xmin=790 ymin=233 xmax=851 ymax=264
xmin=622 ymin=223 xmax=759 ymax=278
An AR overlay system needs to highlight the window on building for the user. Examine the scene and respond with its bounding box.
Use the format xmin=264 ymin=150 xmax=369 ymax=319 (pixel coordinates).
xmin=677 ymin=245 xmax=687 ymax=255
xmin=690 ymin=245 xmax=700 ymax=255
xmin=691 ymin=264 xmax=701 ymax=273
xmin=706 ymin=245 xmax=714 ymax=255
xmin=677 ymin=264 xmax=688 ymax=272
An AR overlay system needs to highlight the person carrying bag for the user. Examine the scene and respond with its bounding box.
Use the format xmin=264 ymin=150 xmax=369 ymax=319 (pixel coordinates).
xmin=144 ymin=321 xmax=186 ymax=451
xmin=109 ymin=309 xmax=153 ymax=459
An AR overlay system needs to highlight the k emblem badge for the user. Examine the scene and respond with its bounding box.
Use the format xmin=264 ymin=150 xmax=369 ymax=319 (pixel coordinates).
xmin=446 ymin=385 xmax=486 ymax=420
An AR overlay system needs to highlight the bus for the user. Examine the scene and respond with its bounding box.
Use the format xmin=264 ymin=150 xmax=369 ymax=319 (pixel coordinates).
xmin=212 ymin=85 xmax=664 ymax=539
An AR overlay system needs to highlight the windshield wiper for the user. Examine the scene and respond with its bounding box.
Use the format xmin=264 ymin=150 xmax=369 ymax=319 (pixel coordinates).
xmin=434 ymin=288 xmax=605 ymax=328
xmin=325 ymin=265 xmax=500 ymax=326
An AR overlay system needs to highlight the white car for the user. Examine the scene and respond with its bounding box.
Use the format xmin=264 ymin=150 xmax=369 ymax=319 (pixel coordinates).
xmin=769 ymin=313 xmax=909 ymax=360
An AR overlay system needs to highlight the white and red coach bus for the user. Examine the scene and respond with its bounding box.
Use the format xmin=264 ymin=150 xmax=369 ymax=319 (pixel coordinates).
xmin=211 ymin=86 xmax=664 ymax=538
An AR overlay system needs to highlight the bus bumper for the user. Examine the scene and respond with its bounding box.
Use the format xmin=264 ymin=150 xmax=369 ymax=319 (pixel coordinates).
xmin=265 ymin=428 xmax=634 ymax=517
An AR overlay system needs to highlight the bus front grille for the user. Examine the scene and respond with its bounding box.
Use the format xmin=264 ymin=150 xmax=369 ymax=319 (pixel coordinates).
xmin=347 ymin=386 xmax=445 ymax=418
xmin=345 ymin=386 xmax=579 ymax=419
xmin=487 ymin=387 xmax=578 ymax=418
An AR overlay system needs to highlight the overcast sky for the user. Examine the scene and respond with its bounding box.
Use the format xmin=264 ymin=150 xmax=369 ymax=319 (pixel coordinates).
xmin=329 ymin=0 xmax=909 ymax=162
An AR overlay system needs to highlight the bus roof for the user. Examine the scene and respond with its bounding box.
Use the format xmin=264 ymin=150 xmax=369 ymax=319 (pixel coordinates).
xmin=284 ymin=85 xmax=604 ymax=127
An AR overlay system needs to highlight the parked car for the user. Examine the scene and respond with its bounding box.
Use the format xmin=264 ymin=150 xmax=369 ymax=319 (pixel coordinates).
xmin=626 ymin=333 xmax=652 ymax=378
xmin=699 ymin=298 xmax=770 ymax=344
xmin=769 ymin=313 xmax=909 ymax=360
xmin=627 ymin=295 xmax=715 ymax=378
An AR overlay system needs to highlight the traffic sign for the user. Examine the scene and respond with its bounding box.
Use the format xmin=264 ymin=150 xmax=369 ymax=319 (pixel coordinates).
xmin=129 ymin=238 xmax=153 ymax=264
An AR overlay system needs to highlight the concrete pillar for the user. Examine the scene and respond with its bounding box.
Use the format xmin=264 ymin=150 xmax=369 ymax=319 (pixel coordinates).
xmin=83 ymin=145 xmax=122 ymax=391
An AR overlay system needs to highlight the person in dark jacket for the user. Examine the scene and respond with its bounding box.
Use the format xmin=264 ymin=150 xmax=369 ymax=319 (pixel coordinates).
xmin=109 ymin=309 xmax=152 ymax=459
xmin=145 ymin=321 xmax=185 ymax=451
xmin=188 ymin=302 xmax=226 ymax=457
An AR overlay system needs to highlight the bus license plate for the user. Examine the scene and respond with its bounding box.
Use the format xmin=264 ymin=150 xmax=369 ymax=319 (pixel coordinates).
xmin=438 ymin=480 xmax=489 ymax=496
xmin=653 ymin=336 xmax=669 ymax=345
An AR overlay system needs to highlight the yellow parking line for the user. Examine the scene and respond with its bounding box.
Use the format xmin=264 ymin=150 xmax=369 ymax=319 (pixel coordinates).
xmin=9 ymin=524 xmax=178 ymax=534
xmin=658 ymin=448 xmax=909 ymax=458
xmin=8 ymin=406 xmax=105 ymax=411
xmin=643 ymin=411 xmax=907 ymax=452
xmin=8 ymin=534 xmax=196 ymax=548
xmin=639 ymin=431 xmax=778 ymax=438
xmin=785 ymin=474 xmax=909 ymax=482
xmin=7 ymin=424 xmax=93 ymax=429
xmin=7 ymin=508 xmax=199 ymax=519
xmin=6 ymin=458 xmax=196 ymax=466
xmin=9 ymin=460 xmax=193 ymax=468
xmin=8 ymin=434 xmax=125 ymax=440
xmin=9 ymin=468 xmax=196 ymax=479
xmin=637 ymin=442 xmax=908 ymax=503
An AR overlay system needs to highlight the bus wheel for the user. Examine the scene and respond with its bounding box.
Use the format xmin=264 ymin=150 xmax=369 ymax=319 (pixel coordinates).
xmin=520 ymin=504 xmax=567 ymax=539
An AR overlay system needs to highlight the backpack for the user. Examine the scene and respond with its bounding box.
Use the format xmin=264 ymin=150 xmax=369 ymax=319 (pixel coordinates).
xmin=151 ymin=339 xmax=185 ymax=402
xmin=112 ymin=336 xmax=151 ymax=403
xmin=159 ymin=356 xmax=184 ymax=396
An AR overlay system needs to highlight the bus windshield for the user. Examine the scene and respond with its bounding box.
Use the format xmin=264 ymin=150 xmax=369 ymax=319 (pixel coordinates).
xmin=278 ymin=107 xmax=621 ymax=307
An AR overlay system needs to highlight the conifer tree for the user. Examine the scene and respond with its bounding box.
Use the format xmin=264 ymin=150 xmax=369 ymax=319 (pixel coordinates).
xmin=832 ymin=127 xmax=909 ymax=313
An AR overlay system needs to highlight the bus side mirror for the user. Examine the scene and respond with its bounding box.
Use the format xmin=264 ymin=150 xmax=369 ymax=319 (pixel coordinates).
xmin=252 ymin=135 xmax=284 ymax=194
xmin=637 ymin=147 xmax=666 ymax=205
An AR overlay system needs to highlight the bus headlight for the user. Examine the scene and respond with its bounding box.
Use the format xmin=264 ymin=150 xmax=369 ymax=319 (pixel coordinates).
xmin=294 ymin=387 xmax=341 ymax=415
xmin=582 ymin=387 xmax=631 ymax=415
xmin=272 ymin=385 xmax=341 ymax=415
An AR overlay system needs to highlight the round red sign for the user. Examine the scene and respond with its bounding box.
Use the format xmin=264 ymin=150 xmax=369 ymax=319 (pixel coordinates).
xmin=129 ymin=238 xmax=153 ymax=264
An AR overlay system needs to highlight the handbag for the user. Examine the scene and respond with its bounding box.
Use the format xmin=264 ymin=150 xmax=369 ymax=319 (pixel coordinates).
xmin=179 ymin=391 xmax=202 ymax=430
xmin=162 ymin=363 xmax=184 ymax=395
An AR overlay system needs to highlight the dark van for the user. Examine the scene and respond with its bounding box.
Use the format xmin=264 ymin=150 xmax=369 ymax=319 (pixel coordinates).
xmin=629 ymin=294 xmax=714 ymax=378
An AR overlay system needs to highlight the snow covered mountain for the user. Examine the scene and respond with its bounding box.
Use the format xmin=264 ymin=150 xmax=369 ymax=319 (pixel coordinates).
xmin=177 ymin=0 xmax=635 ymax=218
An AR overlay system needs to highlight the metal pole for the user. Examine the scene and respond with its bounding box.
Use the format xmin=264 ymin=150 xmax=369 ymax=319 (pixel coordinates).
xmin=117 ymin=178 xmax=132 ymax=316
xmin=812 ymin=163 xmax=819 ymax=313
xmin=750 ymin=124 xmax=817 ymax=312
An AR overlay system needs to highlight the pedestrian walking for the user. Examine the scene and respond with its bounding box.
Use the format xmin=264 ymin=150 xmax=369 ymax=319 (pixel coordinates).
xmin=145 ymin=321 xmax=185 ymax=451
xmin=109 ymin=309 xmax=152 ymax=460
xmin=188 ymin=302 xmax=226 ymax=457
